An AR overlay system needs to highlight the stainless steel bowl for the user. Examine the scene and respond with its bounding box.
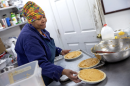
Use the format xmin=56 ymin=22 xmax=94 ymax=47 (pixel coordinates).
xmin=91 ymin=39 xmax=130 ymax=62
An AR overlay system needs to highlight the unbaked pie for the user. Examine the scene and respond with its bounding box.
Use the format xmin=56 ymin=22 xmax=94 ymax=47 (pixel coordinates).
xmin=64 ymin=51 xmax=82 ymax=59
xmin=78 ymin=58 xmax=99 ymax=68
xmin=78 ymin=69 xmax=105 ymax=82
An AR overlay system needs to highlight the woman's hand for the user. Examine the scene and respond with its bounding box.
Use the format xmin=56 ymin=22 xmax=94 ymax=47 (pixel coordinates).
xmin=61 ymin=50 xmax=71 ymax=55
xmin=62 ymin=69 xmax=81 ymax=83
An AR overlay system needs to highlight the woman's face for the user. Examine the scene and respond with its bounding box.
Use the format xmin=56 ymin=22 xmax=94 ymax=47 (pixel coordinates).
xmin=31 ymin=15 xmax=47 ymax=30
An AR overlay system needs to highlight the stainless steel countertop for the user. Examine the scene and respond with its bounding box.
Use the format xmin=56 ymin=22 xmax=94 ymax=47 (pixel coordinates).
xmin=49 ymin=51 xmax=130 ymax=86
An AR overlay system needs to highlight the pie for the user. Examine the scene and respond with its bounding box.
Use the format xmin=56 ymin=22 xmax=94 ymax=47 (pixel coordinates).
xmin=94 ymin=54 xmax=102 ymax=60
xmin=78 ymin=58 xmax=99 ymax=68
xmin=64 ymin=51 xmax=82 ymax=59
xmin=78 ymin=69 xmax=105 ymax=82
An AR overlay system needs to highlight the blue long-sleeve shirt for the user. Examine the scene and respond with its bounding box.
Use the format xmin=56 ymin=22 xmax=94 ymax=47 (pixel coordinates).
xmin=15 ymin=23 xmax=64 ymax=81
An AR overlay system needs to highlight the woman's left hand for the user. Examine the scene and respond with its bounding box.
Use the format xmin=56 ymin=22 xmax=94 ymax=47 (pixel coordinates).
xmin=61 ymin=50 xmax=71 ymax=55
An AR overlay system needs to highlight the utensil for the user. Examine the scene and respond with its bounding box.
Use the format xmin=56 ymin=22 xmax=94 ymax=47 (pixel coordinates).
xmin=96 ymin=51 xmax=115 ymax=53
xmin=91 ymin=39 xmax=130 ymax=62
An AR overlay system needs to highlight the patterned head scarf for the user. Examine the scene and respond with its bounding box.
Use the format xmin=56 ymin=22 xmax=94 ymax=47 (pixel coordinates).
xmin=21 ymin=1 xmax=45 ymax=23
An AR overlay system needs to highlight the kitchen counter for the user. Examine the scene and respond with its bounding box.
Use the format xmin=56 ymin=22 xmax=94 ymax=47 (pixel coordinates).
xmin=49 ymin=51 xmax=130 ymax=86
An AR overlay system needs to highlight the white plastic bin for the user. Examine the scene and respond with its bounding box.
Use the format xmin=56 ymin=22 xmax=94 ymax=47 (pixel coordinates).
xmin=0 ymin=61 xmax=45 ymax=86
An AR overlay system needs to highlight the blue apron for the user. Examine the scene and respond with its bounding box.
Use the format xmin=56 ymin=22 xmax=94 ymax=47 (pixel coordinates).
xmin=42 ymin=37 xmax=56 ymax=86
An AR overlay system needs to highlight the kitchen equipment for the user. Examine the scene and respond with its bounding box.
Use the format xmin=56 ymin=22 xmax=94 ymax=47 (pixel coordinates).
xmin=96 ymin=51 xmax=115 ymax=53
xmin=0 ymin=61 xmax=45 ymax=86
xmin=91 ymin=39 xmax=130 ymax=62
xmin=54 ymin=49 xmax=105 ymax=82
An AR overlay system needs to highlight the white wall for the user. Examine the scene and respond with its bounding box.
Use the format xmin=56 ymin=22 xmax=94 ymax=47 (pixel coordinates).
xmin=104 ymin=10 xmax=130 ymax=31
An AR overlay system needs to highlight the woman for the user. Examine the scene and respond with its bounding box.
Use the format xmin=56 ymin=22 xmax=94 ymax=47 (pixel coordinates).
xmin=15 ymin=1 xmax=81 ymax=86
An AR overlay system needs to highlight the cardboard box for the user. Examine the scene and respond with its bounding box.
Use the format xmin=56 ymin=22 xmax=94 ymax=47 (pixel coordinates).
xmin=0 ymin=38 xmax=6 ymax=55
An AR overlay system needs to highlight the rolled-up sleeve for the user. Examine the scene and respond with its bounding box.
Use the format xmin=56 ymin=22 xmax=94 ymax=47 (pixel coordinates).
xmin=24 ymin=37 xmax=64 ymax=81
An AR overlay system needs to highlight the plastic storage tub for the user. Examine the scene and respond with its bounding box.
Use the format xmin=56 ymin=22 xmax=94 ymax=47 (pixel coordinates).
xmin=0 ymin=61 xmax=45 ymax=86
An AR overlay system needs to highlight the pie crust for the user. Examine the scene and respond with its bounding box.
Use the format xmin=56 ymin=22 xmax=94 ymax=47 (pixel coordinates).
xmin=78 ymin=58 xmax=100 ymax=68
xmin=64 ymin=51 xmax=82 ymax=59
xmin=78 ymin=69 xmax=106 ymax=82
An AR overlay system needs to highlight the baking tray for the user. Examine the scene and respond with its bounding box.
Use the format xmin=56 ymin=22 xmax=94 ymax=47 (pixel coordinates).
xmin=59 ymin=49 xmax=105 ymax=82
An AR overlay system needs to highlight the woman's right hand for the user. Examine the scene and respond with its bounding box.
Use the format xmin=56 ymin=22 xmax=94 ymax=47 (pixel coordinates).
xmin=62 ymin=69 xmax=81 ymax=83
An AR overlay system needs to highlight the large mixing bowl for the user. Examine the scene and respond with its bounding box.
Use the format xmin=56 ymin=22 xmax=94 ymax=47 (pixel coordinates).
xmin=91 ymin=39 xmax=130 ymax=62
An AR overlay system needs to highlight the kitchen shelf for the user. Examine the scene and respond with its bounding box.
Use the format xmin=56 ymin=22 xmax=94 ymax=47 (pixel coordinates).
xmin=0 ymin=22 xmax=27 ymax=32
xmin=0 ymin=6 xmax=16 ymax=11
